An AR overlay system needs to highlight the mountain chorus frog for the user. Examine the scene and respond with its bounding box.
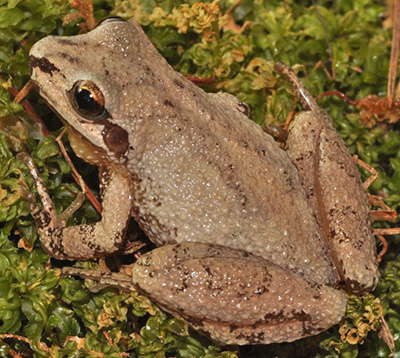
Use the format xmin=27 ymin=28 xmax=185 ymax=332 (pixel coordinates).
xmin=22 ymin=17 xmax=379 ymax=345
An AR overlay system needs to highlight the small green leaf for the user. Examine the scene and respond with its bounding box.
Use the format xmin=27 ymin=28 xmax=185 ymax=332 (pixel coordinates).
xmin=0 ymin=7 xmax=24 ymax=28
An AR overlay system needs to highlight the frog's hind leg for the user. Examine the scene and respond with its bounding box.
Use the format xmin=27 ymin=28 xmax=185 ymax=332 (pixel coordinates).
xmin=276 ymin=63 xmax=379 ymax=293
xmin=286 ymin=111 xmax=380 ymax=293
xmin=131 ymin=242 xmax=347 ymax=345
xmin=314 ymin=127 xmax=380 ymax=293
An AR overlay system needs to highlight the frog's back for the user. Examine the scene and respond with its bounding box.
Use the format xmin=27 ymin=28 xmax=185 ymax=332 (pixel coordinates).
xmin=123 ymin=62 xmax=338 ymax=286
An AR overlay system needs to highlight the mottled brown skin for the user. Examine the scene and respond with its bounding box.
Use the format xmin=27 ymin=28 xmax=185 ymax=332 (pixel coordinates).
xmin=23 ymin=17 xmax=379 ymax=345
xmin=276 ymin=63 xmax=379 ymax=293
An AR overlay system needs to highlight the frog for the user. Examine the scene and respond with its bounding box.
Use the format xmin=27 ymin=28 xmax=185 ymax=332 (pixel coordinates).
xmin=21 ymin=17 xmax=380 ymax=345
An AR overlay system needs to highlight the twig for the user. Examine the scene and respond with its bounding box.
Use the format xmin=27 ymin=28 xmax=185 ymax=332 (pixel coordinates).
xmin=377 ymin=235 xmax=388 ymax=263
xmin=226 ymin=0 xmax=243 ymax=15
xmin=378 ymin=316 xmax=395 ymax=355
xmin=7 ymin=79 xmax=50 ymax=136
xmin=352 ymin=155 xmax=379 ymax=191
xmin=315 ymin=91 xmax=358 ymax=106
xmin=388 ymin=0 xmax=400 ymax=104
xmin=55 ymin=129 xmax=102 ymax=214
xmin=374 ymin=228 xmax=400 ymax=235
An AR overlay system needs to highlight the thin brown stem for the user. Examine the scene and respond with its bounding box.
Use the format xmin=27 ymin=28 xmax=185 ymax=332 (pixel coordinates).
xmin=226 ymin=0 xmax=243 ymax=15
xmin=315 ymin=91 xmax=358 ymax=106
xmin=388 ymin=0 xmax=400 ymax=104
xmin=56 ymin=129 xmax=102 ymax=214
xmin=377 ymin=235 xmax=388 ymax=263
xmin=352 ymin=155 xmax=379 ymax=190
xmin=374 ymin=228 xmax=400 ymax=235
xmin=7 ymin=79 xmax=50 ymax=136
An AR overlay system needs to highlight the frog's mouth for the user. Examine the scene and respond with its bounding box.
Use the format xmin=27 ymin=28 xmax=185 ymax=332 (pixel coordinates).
xmin=66 ymin=124 xmax=113 ymax=166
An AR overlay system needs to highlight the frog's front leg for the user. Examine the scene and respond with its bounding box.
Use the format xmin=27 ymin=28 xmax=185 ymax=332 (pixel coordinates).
xmin=20 ymin=154 xmax=132 ymax=260
xmin=132 ymin=242 xmax=347 ymax=345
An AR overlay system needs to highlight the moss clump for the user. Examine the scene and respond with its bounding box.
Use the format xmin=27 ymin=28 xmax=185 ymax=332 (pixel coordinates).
xmin=0 ymin=0 xmax=399 ymax=357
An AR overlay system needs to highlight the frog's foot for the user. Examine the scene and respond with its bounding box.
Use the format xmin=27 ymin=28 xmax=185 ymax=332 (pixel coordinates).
xmin=61 ymin=267 xmax=134 ymax=292
xmin=274 ymin=62 xmax=320 ymax=112
xmin=19 ymin=153 xmax=132 ymax=260
xmin=131 ymin=242 xmax=347 ymax=346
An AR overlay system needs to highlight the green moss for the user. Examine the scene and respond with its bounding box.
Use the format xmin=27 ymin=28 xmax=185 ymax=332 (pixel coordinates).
xmin=0 ymin=0 xmax=399 ymax=357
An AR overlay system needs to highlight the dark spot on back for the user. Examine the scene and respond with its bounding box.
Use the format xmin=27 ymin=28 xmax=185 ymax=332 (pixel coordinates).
xmin=164 ymin=99 xmax=174 ymax=107
xmin=174 ymin=79 xmax=185 ymax=88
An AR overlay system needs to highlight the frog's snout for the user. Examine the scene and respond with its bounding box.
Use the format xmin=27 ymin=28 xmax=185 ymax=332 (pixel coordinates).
xmin=29 ymin=55 xmax=61 ymax=78
xmin=29 ymin=36 xmax=61 ymax=79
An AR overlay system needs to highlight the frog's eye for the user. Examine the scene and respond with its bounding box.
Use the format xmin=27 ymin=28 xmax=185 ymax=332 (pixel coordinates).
xmin=71 ymin=80 xmax=106 ymax=119
xmin=97 ymin=17 xmax=127 ymax=27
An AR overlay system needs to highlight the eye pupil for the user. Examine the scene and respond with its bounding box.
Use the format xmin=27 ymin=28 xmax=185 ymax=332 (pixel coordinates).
xmin=75 ymin=87 xmax=95 ymax=110
xmin=71 ymin=81 xmax=105 ymax=119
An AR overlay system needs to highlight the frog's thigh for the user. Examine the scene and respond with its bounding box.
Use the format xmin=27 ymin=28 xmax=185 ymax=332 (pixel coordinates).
xmin=38 ymin=169 xmax=132 ymax=260
xmin=132 ymin=243 xmax=347 ymax=345
xmin=316 ymin=128 xmax=379 ymax=292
